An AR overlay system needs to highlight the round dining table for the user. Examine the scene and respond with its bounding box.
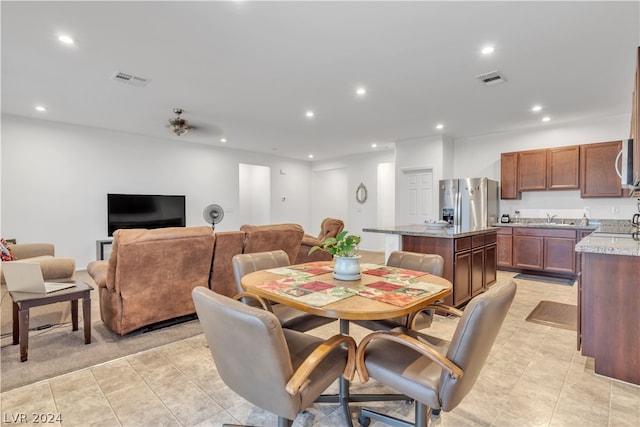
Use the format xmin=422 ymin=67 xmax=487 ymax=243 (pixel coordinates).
xmin=240 ymin=260 xmax=453 ymax=426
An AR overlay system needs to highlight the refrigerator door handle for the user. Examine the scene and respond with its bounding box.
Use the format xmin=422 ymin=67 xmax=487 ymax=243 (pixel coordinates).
xmin=455 ymin=190 xmax=461 ymax=226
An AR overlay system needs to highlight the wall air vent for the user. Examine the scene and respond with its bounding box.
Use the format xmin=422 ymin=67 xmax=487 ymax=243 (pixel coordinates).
xmin=475 ymin=70 xmax=506 ymax=86
xmin=111 ymin=71 xmax=151 ymax=87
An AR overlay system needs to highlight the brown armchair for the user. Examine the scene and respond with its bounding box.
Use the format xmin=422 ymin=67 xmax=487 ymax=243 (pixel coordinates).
xmin=1 ymin=243 xmax=75 ymax=284
xmin=355 ymin=279 xmax=517 ymax=427
xmin=87 ymin=226 xmax=214 ymax=335
xmin=192 ymin=286 xmax=356 ymax=427
xmin=295 ymin=217 xmax=345 ymax=264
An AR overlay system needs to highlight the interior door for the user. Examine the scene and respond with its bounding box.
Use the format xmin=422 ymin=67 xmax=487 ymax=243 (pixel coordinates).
xmin=403 ymin=169 xmax=434 ymax=225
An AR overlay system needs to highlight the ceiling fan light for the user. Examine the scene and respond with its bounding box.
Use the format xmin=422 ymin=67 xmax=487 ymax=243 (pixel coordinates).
xmin=169 ymin=108 xmax=191 ymax=136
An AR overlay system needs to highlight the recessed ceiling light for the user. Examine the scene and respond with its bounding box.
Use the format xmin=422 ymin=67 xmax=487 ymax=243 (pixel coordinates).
xmin=531 ymin=105 xmax=543 ymax=112
xmin=481 ymin=46 xmax=494 ymax=55
xmin=371 ymin=143 xmax=377 ymax=148
xmin=308 ymin=154 xmax=314 ymax=159
xmin=58 ymin=34 xmax=74 ymax=45
xmin=541 ymin=116 xmax=551 ymax=122
xmin=435 ymin=123 xmax=444 ymax=130
xmin=356 ymin=87 xmax=366 ymax=96
xmin=35 ymin=105 xmax=47 ymax=112
xmin=220 ymin=138 xmax=227 ymax=143
xmin=305 ymin=110 xmax=315 ymax=118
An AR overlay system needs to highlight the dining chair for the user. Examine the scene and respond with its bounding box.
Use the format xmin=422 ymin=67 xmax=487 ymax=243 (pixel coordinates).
xmin=232 ymin=250 xmax=335 ymax=332
xmin=354 ymin=251 xmax=445 ymax=331
xmin=192 ymin=286 xmax=357 ymax=427
xmin=354 ymin=279 xmax=517 ymax=427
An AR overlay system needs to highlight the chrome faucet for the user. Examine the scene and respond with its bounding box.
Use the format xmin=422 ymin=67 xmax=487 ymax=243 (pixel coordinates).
xmin=546 ymin=213 xmax=557 ymax=223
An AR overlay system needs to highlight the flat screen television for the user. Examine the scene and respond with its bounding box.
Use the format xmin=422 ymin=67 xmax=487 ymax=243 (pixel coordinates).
xmin=107 ymin=193 xmax=186 ymax=236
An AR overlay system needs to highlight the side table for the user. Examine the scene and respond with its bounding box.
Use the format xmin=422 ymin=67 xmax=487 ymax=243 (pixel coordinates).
xmin=9 ymin=281 xmax=93 ymax=362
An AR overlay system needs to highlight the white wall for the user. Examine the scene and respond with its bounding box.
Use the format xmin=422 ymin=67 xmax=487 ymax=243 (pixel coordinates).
xmin=453 ymin=113 xmax=638 ymax=221
xmin=3 ymin=111 xmax=637 ymax=270
xmin=1 ymin=115 xmax=312 ymax=268
xmin=312 ymin=150 xmax=395 ymax=251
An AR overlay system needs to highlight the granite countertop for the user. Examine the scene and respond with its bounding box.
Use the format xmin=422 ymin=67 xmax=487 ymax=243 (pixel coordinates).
xmin=575 ymin=232 xmax=640 ymax=256
xmin=575 ymin=222 xmax=640 ymax=257
xmin=363 ymin=224 xmax=498 ymax=239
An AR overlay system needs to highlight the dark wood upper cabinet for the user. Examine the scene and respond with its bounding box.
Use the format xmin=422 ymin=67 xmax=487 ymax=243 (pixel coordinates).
xmin=580 ymin=141 xmax=623 ymax=198
xmin=518 ymin=149 xmax=547 ymax=191
xmin=547 ymin=145 xmax=580 ymax=190
xmin=500 ymin=152 xmax=519 ymax=199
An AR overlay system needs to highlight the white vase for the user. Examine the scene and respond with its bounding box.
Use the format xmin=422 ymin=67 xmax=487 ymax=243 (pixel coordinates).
xmin=333 ymin=255 xmax=361 ymax=280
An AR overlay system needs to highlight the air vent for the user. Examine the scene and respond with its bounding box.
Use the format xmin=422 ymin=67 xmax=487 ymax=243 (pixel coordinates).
xmin=111 ymin=71 xmax=151 ymax=87
xmin=475 ymin=70 xmax=506 ymax=86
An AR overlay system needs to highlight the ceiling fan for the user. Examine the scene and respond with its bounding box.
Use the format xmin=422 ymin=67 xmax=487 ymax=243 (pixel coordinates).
xmin=167 ymin=108 xmax=224 ymax=139
xmin=168 ymin=108 xmax=192 ymax=136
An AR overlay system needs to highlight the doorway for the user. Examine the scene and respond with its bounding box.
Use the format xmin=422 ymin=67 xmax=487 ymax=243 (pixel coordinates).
xmin=239 ymin=164 xmax=271 ymax=225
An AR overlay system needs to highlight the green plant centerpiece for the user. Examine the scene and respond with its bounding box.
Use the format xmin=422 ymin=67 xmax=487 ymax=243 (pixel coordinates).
xmin=309 ymin=230 xmax=362 ymax=280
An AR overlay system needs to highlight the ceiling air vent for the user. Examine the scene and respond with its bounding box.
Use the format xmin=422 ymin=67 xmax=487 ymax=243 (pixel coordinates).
xmin=111 ymin=71 xmax=151 ymax=87
xmin=475 ymin=70 xmax=506 ymax=86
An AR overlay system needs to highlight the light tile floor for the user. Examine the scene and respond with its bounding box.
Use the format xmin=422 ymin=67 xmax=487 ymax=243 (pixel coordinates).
xmin=1 ymin=271 xmax=639 ymax=427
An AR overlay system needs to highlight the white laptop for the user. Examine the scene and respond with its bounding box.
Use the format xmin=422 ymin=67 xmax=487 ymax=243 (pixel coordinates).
xmin=2 ymin=262 xmax=76 ymax=294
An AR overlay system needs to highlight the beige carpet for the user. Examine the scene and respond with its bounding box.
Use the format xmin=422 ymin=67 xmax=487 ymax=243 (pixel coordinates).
xmin=1 ymin=270 xmax=203 ymax=392
xmin=525 ymin=300 xmax=577 ymax=331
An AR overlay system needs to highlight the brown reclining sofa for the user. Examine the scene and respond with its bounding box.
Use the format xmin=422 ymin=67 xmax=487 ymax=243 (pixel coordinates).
xmin=87 ymin=223 xmax=304 ymax=335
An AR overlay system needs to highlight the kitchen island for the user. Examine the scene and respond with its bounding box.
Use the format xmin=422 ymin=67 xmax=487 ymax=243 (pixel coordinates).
xmin=575 ymin=228 xmax=639 ymax=386
xmin=363 ymin=225 xmax=498 ymax=307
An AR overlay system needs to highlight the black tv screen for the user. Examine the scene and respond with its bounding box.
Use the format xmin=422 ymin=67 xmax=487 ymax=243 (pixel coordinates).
xmin=107 ymin=194 xmax=186 ymax=236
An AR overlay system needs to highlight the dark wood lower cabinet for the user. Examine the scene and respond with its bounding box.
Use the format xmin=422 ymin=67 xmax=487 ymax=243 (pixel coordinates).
xmin=579 ymin=252 xmax=639 ymax=385
xmin=402 ymin=230 xmax=497 ymax=307
xmin=499 ymin=226 xmax=579 ymax=278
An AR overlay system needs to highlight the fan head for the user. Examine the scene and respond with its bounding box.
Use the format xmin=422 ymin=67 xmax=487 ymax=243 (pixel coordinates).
xmin=203 ymin=204 xmax=224 ymax=228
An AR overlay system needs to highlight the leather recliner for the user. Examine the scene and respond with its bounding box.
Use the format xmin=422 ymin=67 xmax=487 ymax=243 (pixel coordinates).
xmin=295 ymin=217 xmax=345 ymax=264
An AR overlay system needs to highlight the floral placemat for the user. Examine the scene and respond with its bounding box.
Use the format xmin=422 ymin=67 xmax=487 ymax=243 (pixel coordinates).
xmin=353 ymin=280 xmax=447 ymax=307
xmin=266 ymin=262 xmax=334 ymax=278
xmin=255 ymin=277 xmax=355 ymax=307
xmin=361 ymin=265 xmax=430 ymax=281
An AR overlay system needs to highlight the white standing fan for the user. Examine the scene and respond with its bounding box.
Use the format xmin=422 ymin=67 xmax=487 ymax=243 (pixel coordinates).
xmin=203 ymin=204 xmax=224 ymax=230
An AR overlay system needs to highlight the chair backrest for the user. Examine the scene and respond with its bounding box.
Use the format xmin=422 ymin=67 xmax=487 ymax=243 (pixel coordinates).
xmin=240 ymin=223 xmax=304 ymax=264
xmin=192 ymin=286 xmax=301 ymax=419
xmin=438 ymin=279 xmax=517 ymax=410
xmin=386 ymin=251 xmax=444 ymax=276
xmin=318 ymin=218 xmax=345 ymax=241
xmin=232 ymin=250 xmax=290 ymax=295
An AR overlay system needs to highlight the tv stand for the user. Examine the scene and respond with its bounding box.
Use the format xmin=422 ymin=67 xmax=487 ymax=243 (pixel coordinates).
xmin=96 ymin=239 xmax=113 ymax=260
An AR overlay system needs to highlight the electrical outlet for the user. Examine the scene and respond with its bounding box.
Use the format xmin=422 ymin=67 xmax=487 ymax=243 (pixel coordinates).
xmin=584 ymin=206 xmax=590 ymax=214
xmin=611 ymin=206 xmax=620 ymax=214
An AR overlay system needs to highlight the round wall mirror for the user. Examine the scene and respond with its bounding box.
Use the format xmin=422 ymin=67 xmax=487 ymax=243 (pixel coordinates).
xmin=356 ymin=183 xmax=368 ymax=204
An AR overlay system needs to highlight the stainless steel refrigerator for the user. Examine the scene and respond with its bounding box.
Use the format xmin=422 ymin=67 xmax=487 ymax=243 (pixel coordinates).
xmin=439 ymin=178 xmax=499 ymax=230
